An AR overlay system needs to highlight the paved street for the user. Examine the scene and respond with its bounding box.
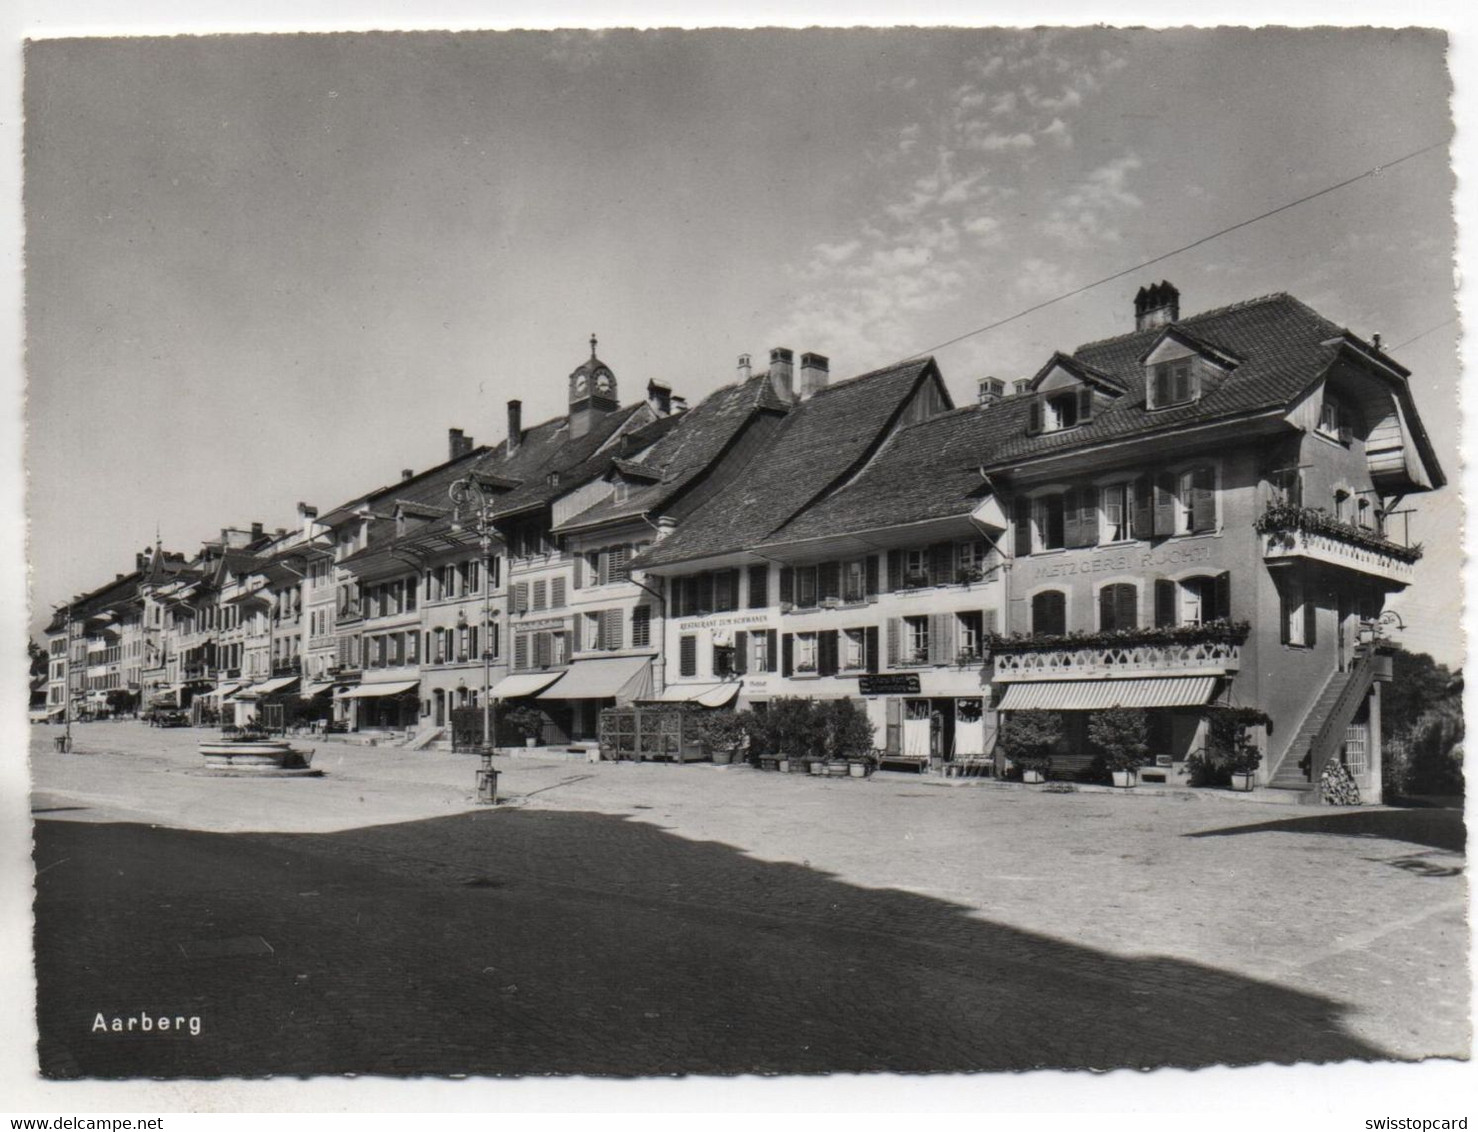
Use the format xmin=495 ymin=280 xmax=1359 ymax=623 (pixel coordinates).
xmin=30 ymin=722 xmax=1468 ymax=1077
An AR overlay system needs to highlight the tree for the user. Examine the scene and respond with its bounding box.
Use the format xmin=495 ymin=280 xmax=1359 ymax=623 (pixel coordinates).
xmin=1383 ymin=647 xmax=1454 ymax=742
xmin=29 ymin=640 xmax=49 ymax=705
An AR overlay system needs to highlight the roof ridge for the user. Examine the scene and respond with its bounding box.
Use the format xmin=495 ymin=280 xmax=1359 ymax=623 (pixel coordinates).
xmin=1072 ymin=292 xmax=1296 ymax=353
xmin=808 ymin=357 xmax=929 ymax=398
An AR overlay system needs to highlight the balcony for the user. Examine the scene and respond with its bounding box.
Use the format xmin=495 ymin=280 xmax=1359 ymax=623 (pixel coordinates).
xmin=1256 ymin=504 xmax=1420 ymax=587
xmin=989 ymin=622 xmax=1248 ymax=682
xmin=271 ymin=657 xmax=303 ymax=677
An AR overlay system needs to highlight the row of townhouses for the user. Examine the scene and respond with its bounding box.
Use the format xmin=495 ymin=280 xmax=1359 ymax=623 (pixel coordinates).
xmin=44 ymin=284 xmax=1443 ymax=801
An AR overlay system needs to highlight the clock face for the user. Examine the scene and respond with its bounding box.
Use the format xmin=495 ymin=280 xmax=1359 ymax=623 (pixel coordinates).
xmin=573 ymin=373 xmax=589 ymax=396
xmin=595 ymin=371 xmax=613 ymax=395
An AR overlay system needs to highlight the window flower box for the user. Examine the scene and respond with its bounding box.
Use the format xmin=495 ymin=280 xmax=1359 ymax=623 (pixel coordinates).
xmin=903 ymin=571 xmax=931 ymax=589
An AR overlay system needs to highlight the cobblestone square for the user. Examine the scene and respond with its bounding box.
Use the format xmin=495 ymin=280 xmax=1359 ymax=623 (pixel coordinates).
xmin=29 ymin=722 xmax=1468 ymax=1077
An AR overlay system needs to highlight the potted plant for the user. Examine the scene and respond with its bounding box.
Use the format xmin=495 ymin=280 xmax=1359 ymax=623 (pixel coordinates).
xmin=692 ymin=710 xmax=747 ymax=765
xmin=903 ymin=569 xmax=931 ymax=589
xmin=1088 ymin=707 xmax=1150 ymax=788
xmin=999 ymin=711 xmax=1061 ymax=784
xmin=1204 ymin=706 xmax=1270 ymax=791
xmin=502 ymin=705 xmax=545 ymax=748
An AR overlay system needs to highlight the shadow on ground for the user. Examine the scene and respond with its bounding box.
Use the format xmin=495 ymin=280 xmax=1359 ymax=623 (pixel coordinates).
xmin=1186 ymin=806 xmax=1466 ymax=854
xmin=35 ymin=808 xmax=1390 ymax=1078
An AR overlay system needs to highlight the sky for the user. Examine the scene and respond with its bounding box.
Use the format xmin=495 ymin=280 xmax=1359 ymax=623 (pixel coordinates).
xmin=21 ymin=25 xmax=1462 ymax=663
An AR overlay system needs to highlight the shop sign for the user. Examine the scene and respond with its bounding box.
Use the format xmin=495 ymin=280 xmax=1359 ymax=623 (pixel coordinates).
xmin=1029 ymin=543 xmax=1214 ymax=580
xmin=858 ymin=674 xmax=921 ymax=696
xmin=675 ymin=611 xmax=773 ymax=632
xmin=516 ymin=617 xmax=567 ymax=632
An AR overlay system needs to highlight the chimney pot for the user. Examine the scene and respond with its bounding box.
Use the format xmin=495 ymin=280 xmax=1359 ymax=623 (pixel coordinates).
xmin=448 ymin=427 xmax=473 ymax=461
xmin=978 ymin=377 xmax=1006 ymax=405
xmin=647 ymin=380 xmax=672 ymax=415
xmin=507 ymin=400 xmax=523 ymax=453
xmin=1134 ymin=281 xmax=1180 ymax=332
xmin=251 ymin=522 xmax=264 ymax=539
xmin=799 ymin=352 xmax=830 ymax=399
xmin=737 ymin=353 xmax=752 ymax=381
xmin=401 ymin=468 xmax=414 ymax=481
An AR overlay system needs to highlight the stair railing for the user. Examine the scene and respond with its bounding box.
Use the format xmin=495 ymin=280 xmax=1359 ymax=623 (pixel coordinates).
xmin=1306 ymin=647 xmax=1376 ymax=786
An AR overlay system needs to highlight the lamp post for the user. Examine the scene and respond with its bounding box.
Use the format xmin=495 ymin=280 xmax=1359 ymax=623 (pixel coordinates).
xmin=449 ymin=474 xmax=499 ymax=797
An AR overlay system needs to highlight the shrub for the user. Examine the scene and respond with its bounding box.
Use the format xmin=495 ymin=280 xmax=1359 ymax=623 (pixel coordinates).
xmin=999 ymin=711 xmax=1061 ymax=772
xmin=690 ymin=710 xmax=749 ymax=754
xmin=500 ymin=705 xmax=546 ymax=743
xmin=816 ymin=698 xmax=877 ymax=761
xmin=1386 ymin=699 xmax=1465 ymax=797
xmin=1087 ymin=707 xmax=1150 ymax=772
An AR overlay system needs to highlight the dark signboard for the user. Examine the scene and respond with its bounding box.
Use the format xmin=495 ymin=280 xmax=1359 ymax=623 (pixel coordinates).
xmin=857 ymin=674 xmax=921 ymax=696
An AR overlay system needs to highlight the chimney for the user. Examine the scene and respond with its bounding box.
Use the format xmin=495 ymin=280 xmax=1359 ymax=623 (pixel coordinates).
xmin=506 ymin=400 xmax=523 ymax=453
xmin=647 ymin=380 xmax=672 ymax=416
xmin=737 ymin=353 xmax=752 ymax=382
xmin=670 ymin=395 xmax=688 ymax=413
xmin=1012 ymin=379 xmax=1033 ymax=397
xmin=768 ymin=347 xmax=795 ymax=403
xmin=250 ymin=521 xmax=264 ymax=540
xmin=136 ymin=551 xmax=147 ymax=571
xmin=655 ymin=515 xmax=678 ymax=541
xmin=401 ymin=468 xmax=414 ymax=481
xmin=448 ymin=427 xmax=473 ymax=461
xmin=978 ymin=377 xmax=1006 ymax=405
xmin=1134 ymin=281 xmax=1180 ymax=332
xmin=799 ymin=353 xmax=830 ymax=399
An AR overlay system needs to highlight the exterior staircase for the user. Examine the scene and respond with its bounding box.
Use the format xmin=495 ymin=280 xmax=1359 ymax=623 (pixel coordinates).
xmin=1267 ymin=650 xmax=1376 ymax=801
xmin=403 ymin=725 xmax=445 ymax=751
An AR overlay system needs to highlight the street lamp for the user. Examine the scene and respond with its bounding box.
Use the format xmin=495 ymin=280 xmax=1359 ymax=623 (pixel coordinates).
xmin=449 ymin=474 xmax=499 ymax=800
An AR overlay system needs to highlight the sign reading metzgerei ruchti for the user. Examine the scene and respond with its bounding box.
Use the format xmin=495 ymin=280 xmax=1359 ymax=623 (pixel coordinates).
xmin=857 ymin=674 xmax=921 ymax=696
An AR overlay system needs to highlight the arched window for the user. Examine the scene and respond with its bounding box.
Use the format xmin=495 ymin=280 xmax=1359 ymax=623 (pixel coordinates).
xmin=1031 ymin=590 xmax=1067 ymax=636
xmin=1098 ymin=583 xmax=1138 ymax=631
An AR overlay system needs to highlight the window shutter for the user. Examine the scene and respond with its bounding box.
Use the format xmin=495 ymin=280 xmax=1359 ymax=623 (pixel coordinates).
xmin=929 ymin=542 xmax=953 ymax=586
xmin=1151 ymin=365 xmax=1170 ymax=409
xmin=734 ymin=631 xmax=748 ymax=675
xmin=514 ymin=634 xmax=528 ymax=671
xmin=1131 ymin=476 xmax=1154 ymax=540
xmin=748 ymin=564 xmax=768 ymax=609
xmin=887 ymin=618 xmax=900 ymax=667
xmin=819 ymin=630 xmax=839 ymax=677
xmin=765 ymin=629 xmax=778 ymax=673
xmin=1214 ymin=572 xmax=1231 ymax=622
xmin=1155 ymin=578 xmax=1177 ymax=628
xmin=726 ymin=568 xmax=743 ymax=611
xmin=778 ymin=567 xmax=794 ymax=605
xmin=679 ymin=635 xmax=697 ymax=677
xmin=983 ymin=609 xmax=998 ymax=638
xmin=1153 ymin=471 xmax=1177 ymax=537
xmin=864 ymin=555 xmax=879 ymax=597
xmin=605 ymin=608 xmax=623 ymax=651
xmin=572 ymin=554 xmax=582 ymax=589
xmin=1078 ymin=488 xmax=1100 ymax=548
xmin=1098 ymin=585 xmax=1116 ymax=631
xmin=1304 ymin=581 xmax=1318 ymax=647
xmin=885 ymin=698 xmax=903 ymax=754
xmin=532 ymin=579 xmax=547 ymax=611
xmin=1102 ymin=484 xmax=1123 ymax=538
xmin=1190 ymin=466 xmax=1217 ymax=533
xmin=551 ymin=576 xmax=566 ymax=608
xmin=931 ymin=613 xmax=954 ymax=664
xmin=887 ymin=549 xmax=904 ymax=590
xmin=514 ymin=582 xmax=529 ymax=613
xmin=1062 ymin=487 xmax=1083 ymax=549
xmin=610 ymin=545 xmax=630 ymax=583
xmin=697 ymin=572 xmax=714 ymax=613
xmin=570 ymin=613 xmax=582 ymax=653
xmin=781 ymin=633 xmax=794 ymax=677
xmin=1014 ymin=498 xmax=1033 ymax=558
xmin=865 ymin=626 xmax=879 ymax=673
xmin=1027 ymin=395 xmax=1044 ymax=435
xmin=536 ymin=632 xmax=553 ymax=668
xmin=1117 ymin=584 xmax=1138 ymax=631
xmin=1076 ymin=386 xmax=1094 ymax=424
xmin=819 ymin=561 xmax=841 ymax=601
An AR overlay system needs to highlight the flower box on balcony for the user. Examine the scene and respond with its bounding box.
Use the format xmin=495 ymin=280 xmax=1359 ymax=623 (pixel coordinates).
xmin=903 ymin=572 xmax=932 ymax=589
xmin=1255 ymin=503 xmax=1421 ymax=584
xmin=820 ymin=597 xmax=842 ymax=610
xmin=988 ymin=621 xmax=1248 ymax=682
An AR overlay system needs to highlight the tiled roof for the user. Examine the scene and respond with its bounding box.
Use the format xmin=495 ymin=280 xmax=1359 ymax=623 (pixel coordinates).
xmin=634 ymin=359 xmax=936 ymax=567
xmin=978 ymin=293 xmax=1350 ymax=468
xmin=764 ymin=405 xmax=994 ymax=544
xmin=552 ymin=372 xmax=786 ymax=533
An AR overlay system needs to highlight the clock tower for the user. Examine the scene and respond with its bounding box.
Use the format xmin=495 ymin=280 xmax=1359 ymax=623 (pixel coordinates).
xmin=568 ymin=333 xmax=619 ymax=440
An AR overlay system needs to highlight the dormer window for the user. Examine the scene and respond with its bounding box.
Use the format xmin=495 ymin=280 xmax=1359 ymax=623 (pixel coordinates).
xmin=613 ymin=479 xmax=630 ymax=503
xmin=1148 ymin=358 xmax=1196 ymax=409
xmin=1317 ymin=394 xmax=1355 ymax=443
xmin=1027 ymin=387 xmax=1093 ymax=435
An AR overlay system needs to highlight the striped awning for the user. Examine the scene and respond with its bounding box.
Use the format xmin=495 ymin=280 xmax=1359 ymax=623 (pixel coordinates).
xmin=650 ymin=682 xmax=742 ymax=708
xmin=490 ymin=671 xmax=563 ymax=700
xmin=995 ymin=677 xmax=1218 ymax=712
xmin=536 ymin=657 xmax=652 ymax=704
xmin=335 ymin=680 xmax=419 ymax=700
xmin=235 ymin=675 xmax=300 ymax=698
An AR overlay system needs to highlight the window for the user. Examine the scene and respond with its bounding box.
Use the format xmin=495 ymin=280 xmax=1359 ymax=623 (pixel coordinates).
xmin=794 ymin=566 xmax=817 ymax=608
xmin=1045 ymin=391 xmax=1078 ymax=430
xmin=955 ymin=541 xmax=988 ymax=580
xmin=904 ymin=617 xmax=930 ymax=665
xmin=1028 ymin=386 xmax=1093 ymax=435
xmin=1098 ymin=583 xmax=1138 ymax=631
xmin=1148 ymin=358 xmax=1196 ymax=409
xmin=713 ymin=569 xmax=738 ymax=612
xmin=550 ymin=577 xmax=566 ymax=608
xmin=1100 ymin=482 xmax=1132 ymax=542
xmin=956 ymin=611 xmax=984 ymax=661
xmin=747 ymin=565 xmax=768 ymax=609
xmin=1333 ymin=489 xmax=1351 ymax=524
xmin=794 ymin=632 xmax=819 ymax=673
xmin=1035 ymin=494 xmax=1066 ymax=551
xmin=842 ymin=628 xmax=867 ymax=670
xmin=679 ymin=635 xmax=697 ymax=677
xmin=1154 ymin=574 xmax=1231 ymax=628
xmin=1031 ymin=591 xmax=1067 ymax=636
xmin=1318 ymin=395 xmax=1354 ymax=442
xmin=1268 ymin=466 xmax=1304 ymax=508
xmin=631 ymin=606 xmax=651 ymax=648
xmin=841 ymin=558 xmax=867 ymax=602
xmin=904 ymin=548 xmax=927 ymax=578
xmin=1156 ymin=465 xmax=1217 ymax=536
xmin=713 ymin=643 xmax=735 ymax=677
xmin=1280 ymin=571 xmax=1315 ymax=647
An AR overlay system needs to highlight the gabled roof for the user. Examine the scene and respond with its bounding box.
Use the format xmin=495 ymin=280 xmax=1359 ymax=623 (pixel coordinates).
xmin=979 ymin=293 xmax=1356 ymax=469
xmin=1136 ymin=323 xmax=1244 ymax=368
xmin=763 ymin=405 xmax=994 ymax=544
xmin=1027 ymin=351 xmax=1127 ymax=394
xmin=633 ymin=358 xmax=941 ymax=568
xmin=551 ymin=371 xmax=787 ymax=533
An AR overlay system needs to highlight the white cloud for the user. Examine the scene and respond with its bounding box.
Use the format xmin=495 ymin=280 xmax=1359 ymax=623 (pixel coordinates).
xmin=963 ymin=127 xmax=1036 ymax=152
xmin=1039 ymin=117 xmax=1072 ymax=148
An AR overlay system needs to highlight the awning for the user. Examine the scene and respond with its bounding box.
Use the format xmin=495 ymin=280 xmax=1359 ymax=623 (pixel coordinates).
xmin=223 ymin=683 xmax=257 ymax=702
xmin=995 ymin=677 xmax=1219 ymax=712
xmin=335 ymin=680 xmax=419 ymax=700
xmin=536 ymin=657 xmax=653 ymax=703
xmin=650 ymin=682 xmax=742 ymax=708
xmin=303 ymin=681 xmax=336 ymax=698
xmin=490 ymin=671 xmax=563 ymax=700
xmin=46 ymin=705 xmax=67 ymax=718
xmin=205 ymin=682 xmax=243 ymax=700
xmin=237 ymin=675 xmax=300 ymax=698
